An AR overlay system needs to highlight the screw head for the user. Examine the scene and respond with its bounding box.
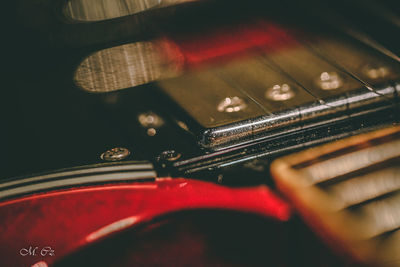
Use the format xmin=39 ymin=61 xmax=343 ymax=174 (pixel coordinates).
xmin=100 ymin=147 xmax=131 ymax=162
xmin=265 ymin=84 xmax=295 ymax=101
xmin=158 ymin=150 xmax=182 ymax=162
xmin=363 ymin=64 xmax=390 ymax=80
xmin=217 ymin=174 xmax=223 ymax=183
xmin=316 ymin=72 xmax=343 ymax=90
xmin=147 ymin=128 xmax=157 ymax=136
xmin=138 ymin=112 xmax=164 ymax=128
xmin=217 ymin=97 xmax=247 ymax=113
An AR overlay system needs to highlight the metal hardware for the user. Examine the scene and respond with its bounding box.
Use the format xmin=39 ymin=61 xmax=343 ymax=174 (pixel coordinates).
xmin=138 ymin=112 xmax=164 ymax=128
xmin=265 ymin=84 xmax=295 ymax=101
xmin=316 ymin=72 xmax=343 ymax=90
xmin=146 ymin=128 xmax=157 ymax=136
xmin=217 ymin=97 xmax=247 ymax=113
xmin=158 ymin=150 xmax=182 ymax=162
xmin=363 ymin=64 xmax=391 ymax=80
xmin=100 ymin=147 xmax=131 ymax=162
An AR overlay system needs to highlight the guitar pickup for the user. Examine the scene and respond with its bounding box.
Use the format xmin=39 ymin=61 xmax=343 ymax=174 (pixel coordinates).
xmin=158 ymin=33 xmax=400 ymax=150
xmin=271 ymin=126 xmax=400 ymax=266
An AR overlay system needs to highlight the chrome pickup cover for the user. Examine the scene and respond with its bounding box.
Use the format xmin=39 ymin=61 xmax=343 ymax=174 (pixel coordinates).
xmin=159 ymin=32 xmax=400 ymax=149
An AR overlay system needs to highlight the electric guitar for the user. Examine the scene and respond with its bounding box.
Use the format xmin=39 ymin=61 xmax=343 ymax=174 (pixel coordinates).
xmin=2 ymin=0 xmax=400 ymax=266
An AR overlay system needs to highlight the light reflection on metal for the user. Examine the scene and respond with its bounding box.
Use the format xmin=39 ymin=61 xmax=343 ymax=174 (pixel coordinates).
xmin=138 ymin=112 xmax=164 ymax=128
xmin=363 ymin=64 xmax=391 ymax=80
xmin=200 ymin=86 xmax=396 ymax=149
xmin=86 ymin=216 xmax=139 ymax=242
xmin=177 ymin=120 xmax=190 ymax=132
xmin=217 ymin=97 xmax=247 ymax=113
xmin=100 ymin=147 xmax=131 ymax=162
xmin=147 ymin=128 xmax=157 ymax=136
xmin=265 ymin=84 xmax=295 ymax=101
xmin=316 ymin=71 xmax=343 ymax=90
xmin=158 ymin=150 xmax=182 ymax=162
xmin=74 ymin=42 xmax=182 ymax=93
xmin=64 ymin=0 xmax=196 ymax=22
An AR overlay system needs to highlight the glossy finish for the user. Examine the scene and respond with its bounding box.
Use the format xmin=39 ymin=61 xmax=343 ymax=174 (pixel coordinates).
xmin=199 ymin=84 xmax=398 ymax=149
xmin=159 ymin=33 xmax=400 ymax=149
xmin=0 ymin=178 xmax=290 ymax=267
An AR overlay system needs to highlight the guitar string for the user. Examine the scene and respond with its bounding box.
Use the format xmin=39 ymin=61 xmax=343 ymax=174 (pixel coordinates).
xmin=214 ymin=70 xmax=272 ymax=115
xmin=285 ymin=2 xmax=400 ymax=106
xmin=297 ymin=37 xmax=397 ymax=104
xmin=357 ymin=0 xmax=400 ymax=28
xmin=71 ymin=2 xmax=399 ymax=113
xmin=305 ymin=1 xmax=400 ymax=62
xmin=257 ymin=52 xmax=322 ymax=102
